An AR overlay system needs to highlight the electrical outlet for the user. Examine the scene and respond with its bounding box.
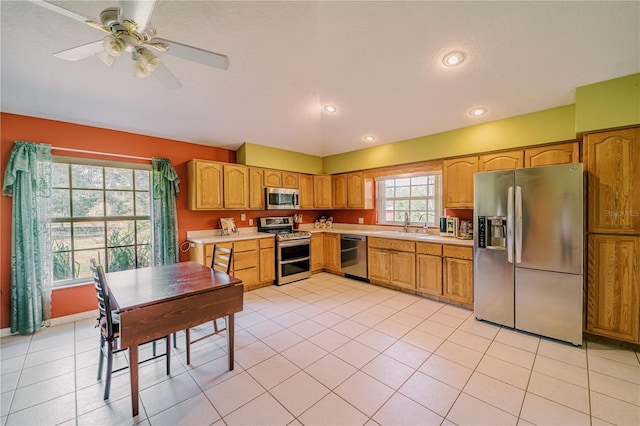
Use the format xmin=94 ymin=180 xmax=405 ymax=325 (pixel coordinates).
xmin=249 ymin=218 xmax=254 ymax=226
xmin=358 ymin=218 xmax=364 ymax=224
xmin=241 ymin=213 xmax=246 ymax=221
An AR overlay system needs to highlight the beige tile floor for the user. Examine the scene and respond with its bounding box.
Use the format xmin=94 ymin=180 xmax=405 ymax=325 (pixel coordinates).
xmin=1 ymin=272 xmax=639 ymax=425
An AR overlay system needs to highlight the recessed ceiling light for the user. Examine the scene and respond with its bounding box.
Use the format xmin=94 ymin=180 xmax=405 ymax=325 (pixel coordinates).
xmin=363 ymin=135 xmax=376 ymax=142
xmin=323 ymin=105 xmax=337 ymax=113
xmin=469 ymin=107 xmax=487 ymax=117
xmin=443 ymin=51 xmax=465 ymax=67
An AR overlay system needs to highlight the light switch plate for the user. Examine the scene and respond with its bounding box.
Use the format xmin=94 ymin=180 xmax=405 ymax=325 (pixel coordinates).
xmin=241 ymin=213 xmax=246 ymax=221
xmin=358 ymin=218 xmax=364 ymax=224
xmin=249 ymin=218 xmax=253 ymax=226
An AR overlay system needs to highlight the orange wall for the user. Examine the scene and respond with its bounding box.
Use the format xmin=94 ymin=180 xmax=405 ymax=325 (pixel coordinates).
xmin=0 ymin=113 xmax=235 ymax=329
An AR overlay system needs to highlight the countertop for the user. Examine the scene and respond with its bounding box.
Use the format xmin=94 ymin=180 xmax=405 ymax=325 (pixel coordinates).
xmin=187 ymin=225 xmax=473 ymax=247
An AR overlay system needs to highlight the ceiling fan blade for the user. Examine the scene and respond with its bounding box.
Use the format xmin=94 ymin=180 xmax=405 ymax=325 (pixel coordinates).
xmin=54 ymin=41 xmax=104 ymax=61
xmin=28 ymin=0 xmax=90 ymax=24
xmin=120 ymin=0 xmax=156 ymax=33
xmin=151 ymin=38 xmax=229 ymax=70
xmin=153 ymin=63 xmax=183 ymax=90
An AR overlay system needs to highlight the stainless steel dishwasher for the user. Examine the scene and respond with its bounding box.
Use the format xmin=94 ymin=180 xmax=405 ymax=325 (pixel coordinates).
xmin=340 ymin=234 xmax=368 ymax=281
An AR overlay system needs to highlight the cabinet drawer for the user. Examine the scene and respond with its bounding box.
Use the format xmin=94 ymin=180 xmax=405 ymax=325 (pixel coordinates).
xmin=443 ymin=245 xmax=472 ymax=260
xmin=204 ymin=242 xmax=233 ymax=257
xmin=233 ymin=267 xmax=258 ymax=285
xmin=235 ymin=239 xmax=259 ymax=252
xmin=368 ymin=237 xmax=415 ymax=252
xmin=259 ymin=237 xmax=275 ymax=249
xmin=234 ymin=250 xmax=258 ymax=270
xmin=416 ymin=242 xmax=442 ymax=256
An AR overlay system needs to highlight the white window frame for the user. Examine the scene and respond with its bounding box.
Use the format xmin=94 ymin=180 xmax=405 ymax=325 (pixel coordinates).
xmin=376 ymin=171 xmax=442 ymax=228
xmin=51 ymin=156 xmax=152 ymax=288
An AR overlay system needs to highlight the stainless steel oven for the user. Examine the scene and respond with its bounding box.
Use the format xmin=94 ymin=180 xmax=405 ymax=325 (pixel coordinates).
xmin=258 ymin=216 xmax=311 ymax=285
xmin=278 ymin=238 xmax=311 ymax=285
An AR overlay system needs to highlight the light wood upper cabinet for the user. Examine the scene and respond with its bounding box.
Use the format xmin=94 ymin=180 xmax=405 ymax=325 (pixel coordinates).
xmin=314 ymin=175 xmax=332 ymax=208
xmin=299 ymin=173 xmax=314 ymax=209
xmin=525 ymin=142 xmax=579 ymax=167
xmin=249 ymin=167 xmax=264 ymax=210
xmin=263 ymin=169 xmax=282 ymax=187
xmin=332 ymin=174 xmax=348 ymax=208
xmin=443 ymin=156 xmax=479 ymax=208
xmin=223 ymin=164 xmax=249 ymax=209
xmin=347 ymin=171 xmax=373 ymax=209
xmin=187 ymin=160 xmax=223 ymax=210
xmin=282 ymin=171 xmax=299 ymax=189
xmin=587 ymin=234 xmax=639 ymax=342
xmin=479 ymin=150 xmax=524 ymax=172
xmin=585 ymin=128 xmax=640 ymax=234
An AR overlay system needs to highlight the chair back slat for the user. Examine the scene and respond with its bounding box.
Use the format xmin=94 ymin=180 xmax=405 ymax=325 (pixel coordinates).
xmin=89 ymin=258 xmax=116 ymax=339
xmin=210 ymin=245 xmax=233 ymax=274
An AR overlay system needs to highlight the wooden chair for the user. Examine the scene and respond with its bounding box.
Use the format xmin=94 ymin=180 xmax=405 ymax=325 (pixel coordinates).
xmin=185 ymin=245 xmax=233 ymax=364
xmin=90 ymin=259 xmax=171 ymax=400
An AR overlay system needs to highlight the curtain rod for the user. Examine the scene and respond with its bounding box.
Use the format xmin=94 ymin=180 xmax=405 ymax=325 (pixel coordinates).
xmin=51 ymin=146 xmax=152 ymax=161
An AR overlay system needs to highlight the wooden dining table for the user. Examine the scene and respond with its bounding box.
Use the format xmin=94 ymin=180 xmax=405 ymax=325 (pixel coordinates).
xmin=105 ymin=261 xmax=244 ymax=417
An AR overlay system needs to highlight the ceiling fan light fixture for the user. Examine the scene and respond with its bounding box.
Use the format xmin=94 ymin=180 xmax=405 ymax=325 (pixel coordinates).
xmin=135 ymin=60 xmax=152 ymax=78
xmin=103 ymin=34 xmax=125 ymax=57
xmin=137 ymin=48 xmax=160 ymax=72
xmin=96 ymin=50 xmax=117 ymax=67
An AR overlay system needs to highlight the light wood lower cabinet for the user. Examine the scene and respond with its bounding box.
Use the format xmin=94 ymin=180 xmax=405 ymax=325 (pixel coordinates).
xmin=368 ymin=237 xmax=472 ymax=306
xmin=323 ymin=233 xmax=341 ymax=273
xmin=416 ymin=242 xmax=443 ymax=296
xmin=442 ymin=245 xmax=474 ymax=305
xmin=311 ymin=233 xmax=324 ymax=273
xmin=259 ymin=238 xmax=275 ymax=284
xmin=368 ymin=237 xmax=415 ymax=290
xmin=189 ymin=236 xmax=275 ymax=290
xmin=587 ymin=234 xmax=639 ymax=343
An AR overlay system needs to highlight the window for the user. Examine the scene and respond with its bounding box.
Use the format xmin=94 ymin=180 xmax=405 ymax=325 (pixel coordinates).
xmin=51 ymin=157 xmax=152 ymax=287
xmin=376 ymin=172 xmax=442 ymax=227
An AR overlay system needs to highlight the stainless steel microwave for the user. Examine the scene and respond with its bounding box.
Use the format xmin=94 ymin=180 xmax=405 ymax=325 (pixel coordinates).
xmin=265 ymin=187 xmax=300 ymax=210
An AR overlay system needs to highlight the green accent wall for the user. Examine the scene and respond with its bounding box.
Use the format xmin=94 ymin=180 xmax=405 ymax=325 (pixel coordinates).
xmin=323 ymin=105 xmax=576 ymax=173
xmin=575 ymin=73 xmax=640 ymax=133
xmin=237 ymin=73 xmax=639 ymax=175
xmin=237 ymin=142 xmax=324 ymax=174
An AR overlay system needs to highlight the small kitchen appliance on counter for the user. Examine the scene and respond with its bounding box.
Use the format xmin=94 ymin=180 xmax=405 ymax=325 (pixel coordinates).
xmin=446 ymin=217 xmax=459 ymax=237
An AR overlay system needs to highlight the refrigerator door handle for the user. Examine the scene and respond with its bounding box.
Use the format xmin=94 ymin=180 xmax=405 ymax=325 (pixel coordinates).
xmin=515 ymin=185 xmax=522 ymax=264
xmin=507 ymin=186 xmax=514 ymax=263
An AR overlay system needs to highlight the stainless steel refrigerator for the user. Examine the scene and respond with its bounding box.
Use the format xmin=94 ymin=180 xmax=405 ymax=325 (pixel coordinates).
xmin=473 ymin=163 xmax=583 ymax=345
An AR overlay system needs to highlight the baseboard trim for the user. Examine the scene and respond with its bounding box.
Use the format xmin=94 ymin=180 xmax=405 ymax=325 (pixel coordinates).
xmin=1 ymin=310 xmax=98 ymax=337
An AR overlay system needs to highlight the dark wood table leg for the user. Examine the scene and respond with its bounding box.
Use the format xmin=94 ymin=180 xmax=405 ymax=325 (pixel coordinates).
xmin=129 ymin=344 xmax=139 ymax=417
xmin=227 ymin=314 xmax=234 ymax=371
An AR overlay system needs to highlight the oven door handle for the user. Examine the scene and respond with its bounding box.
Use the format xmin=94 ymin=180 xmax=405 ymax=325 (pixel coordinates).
xmin=279 ymin=256 xmax=310 ymax=264
xmin=278 ymin=239 xmax=311 ymax=248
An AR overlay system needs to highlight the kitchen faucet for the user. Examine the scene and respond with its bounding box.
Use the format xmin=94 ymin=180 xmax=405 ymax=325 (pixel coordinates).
xmin=419 ymin=213 xmax=428 ymax=232
xmin=403 ymin=212 xmax=410 ymax=232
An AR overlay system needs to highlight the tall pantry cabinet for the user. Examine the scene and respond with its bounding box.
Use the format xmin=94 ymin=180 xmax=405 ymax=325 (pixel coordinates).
xmin=584 ymin=127 xmax=640 ymax=343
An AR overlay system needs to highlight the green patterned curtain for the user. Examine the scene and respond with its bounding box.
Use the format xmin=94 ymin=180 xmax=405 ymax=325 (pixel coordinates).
xmin=2 ymin=141 xmax=53 ymax=334
xmin=152 ymin=158 xmax=180 ymax=265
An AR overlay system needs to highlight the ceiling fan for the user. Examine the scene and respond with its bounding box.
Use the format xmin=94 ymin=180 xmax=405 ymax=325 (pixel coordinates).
xmin=31 ymin=0 xmax=229 ymax=89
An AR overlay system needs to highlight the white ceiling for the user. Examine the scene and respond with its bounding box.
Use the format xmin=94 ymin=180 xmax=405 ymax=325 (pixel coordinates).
xmin=1 ymin=1 xmax=638 ymax=157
